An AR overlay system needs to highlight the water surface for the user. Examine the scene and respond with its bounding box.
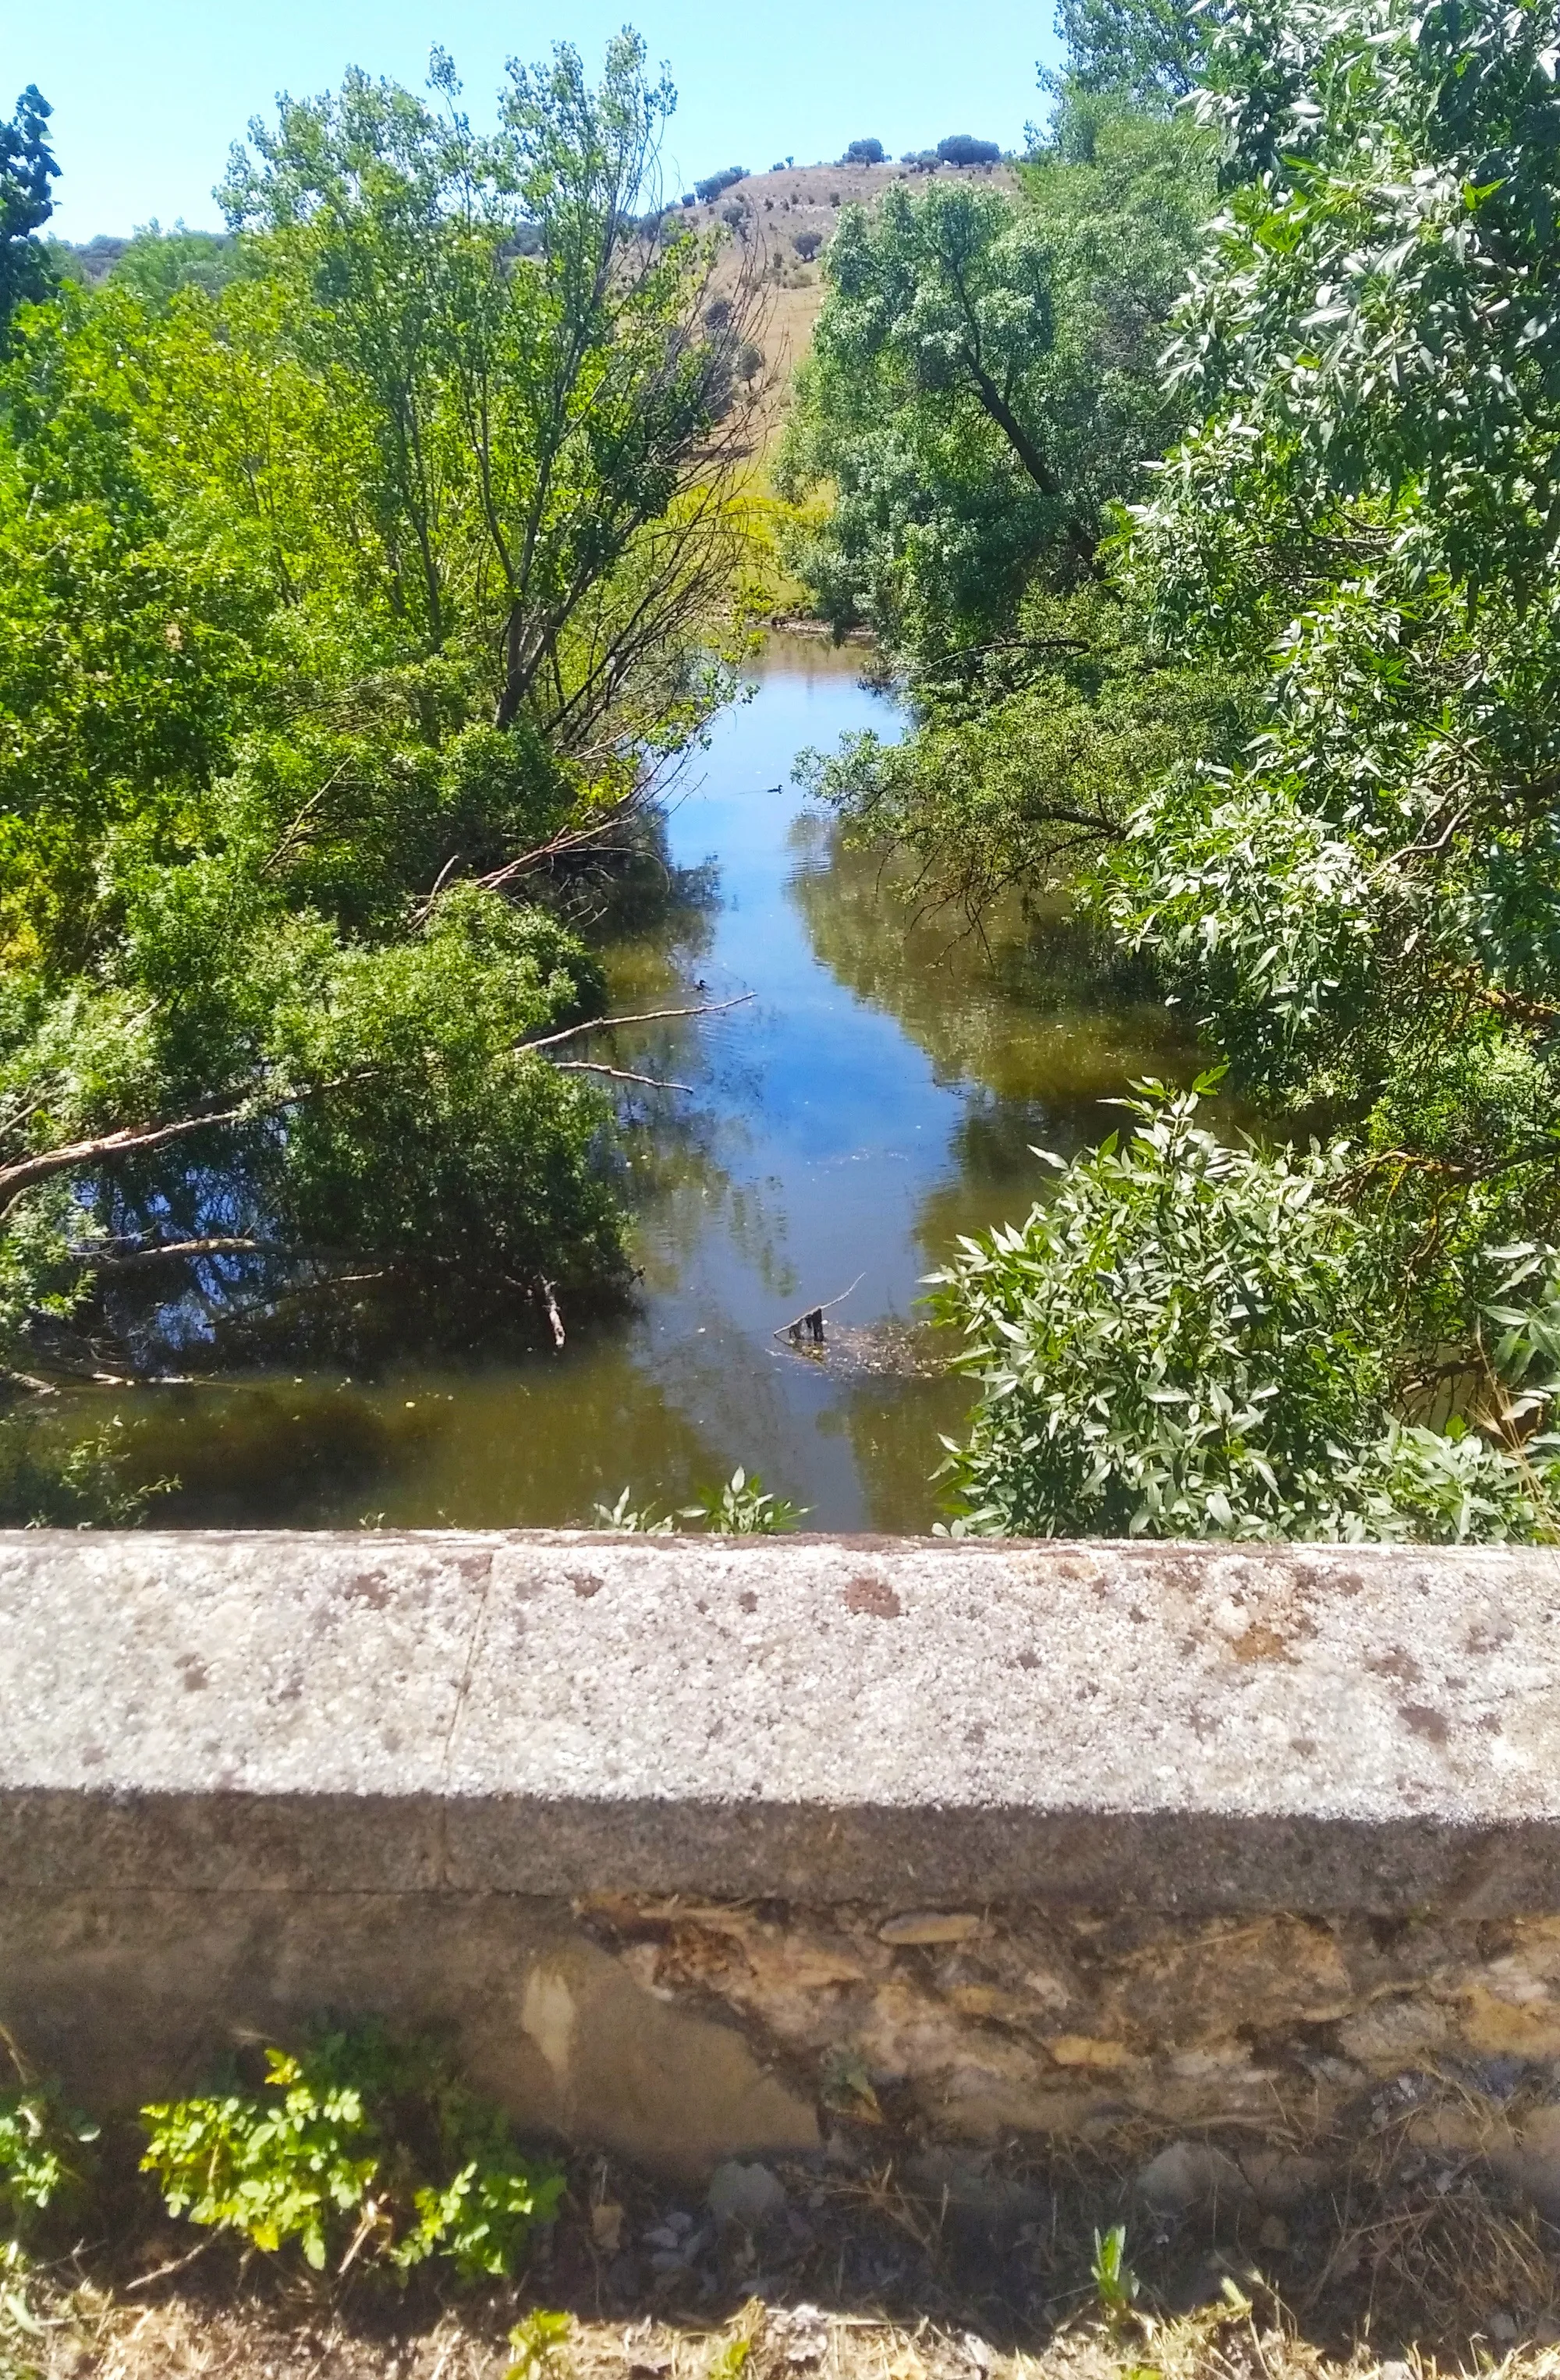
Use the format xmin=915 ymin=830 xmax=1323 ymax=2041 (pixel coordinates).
xmin=94 ymin=640 xmax=1197 ymax=1532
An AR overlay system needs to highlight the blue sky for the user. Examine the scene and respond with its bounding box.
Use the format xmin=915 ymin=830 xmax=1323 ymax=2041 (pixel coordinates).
xmin=13 ymin=2 xmax=1062 ymax=243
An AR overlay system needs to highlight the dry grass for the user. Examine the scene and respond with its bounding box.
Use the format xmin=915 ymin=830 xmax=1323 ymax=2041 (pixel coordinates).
xmin=694 ymin=156 xmax=1020 ymax=455
xmin=14 ymin=2272 xmax=1560 ymax=2380
xmin=11 ymin=2086 xmax=1560 ymax=2380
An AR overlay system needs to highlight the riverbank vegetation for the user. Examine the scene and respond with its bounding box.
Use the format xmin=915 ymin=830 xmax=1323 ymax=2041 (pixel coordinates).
xmin=0 ymin=40 xmax=765 ymax=1503
xmin=781 ymin=0 xmax=1560 ymax=1542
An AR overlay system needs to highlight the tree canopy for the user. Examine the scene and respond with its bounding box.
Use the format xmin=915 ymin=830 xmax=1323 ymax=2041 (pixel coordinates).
xmin=777 ymin=109 xmax=1214 ymax=661
xmin=0 ymin=35 xmax=761 ymax=1493
xmin=789 ymin=0 xmax=1560 ymax=1541
xmin=0 ymin=87 xmax=58 ymax=333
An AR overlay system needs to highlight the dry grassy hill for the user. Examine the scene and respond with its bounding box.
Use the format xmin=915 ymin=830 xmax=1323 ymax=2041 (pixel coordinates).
xmin=690 ymin=155 xmax=1021 ymax=449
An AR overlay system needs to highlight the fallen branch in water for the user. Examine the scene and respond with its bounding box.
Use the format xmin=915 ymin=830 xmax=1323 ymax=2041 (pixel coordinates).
xmin=0 ymin=1073 xmax=370 ymax=1220
xmin=554 ymin=1061 xmax=693 ymax=1092
xmin=773 ymin=1273 xmax=866 ymax=1347
xmin=520 ymin=992 xmax=753 ymax=1054
xmin=0 ymin=1100 xmax=257 ymax=1218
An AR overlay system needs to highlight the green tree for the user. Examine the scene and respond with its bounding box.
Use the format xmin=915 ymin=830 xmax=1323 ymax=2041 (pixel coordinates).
xmin=0 ymin=35 xmax=759 ymax=1445
xmin=781 ymin=97 xmax=1227 ymax=926
xmin=796 ymin=583 xmax=1248 ymax=923
xmin=1052 ymin=0 xmax=1211 ymax=108
xmin=1111 ymin=0 xmax=1560 ymax=1160
xmin=218 ymin=34 xmax=755 ymax=753
xmin=934 ymin=0 xmax=1560 ymax=1541
xmin=776 ymin=110 xmax=1214 ymax=663
xmin=105 ymin=222 xmax=239 ymax=304
xmin=0 ymin=87 xmax=57 ymax=334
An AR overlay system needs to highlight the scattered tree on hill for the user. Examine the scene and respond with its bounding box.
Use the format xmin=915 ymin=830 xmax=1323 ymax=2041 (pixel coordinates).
xmin=694 ymin=164 xmax=747 ymax=203
xmin=842 ymin=137 xmax=885 ymax=165
xmin=0 ymin=87 xmax=58 ymax=333
xmin=936 ymin=133 xmax=1002 ymax=166
xmin=792 ymin=227 xmax=824 ymax=260
xmin=96 ymin=221 xmax=238 ymax=303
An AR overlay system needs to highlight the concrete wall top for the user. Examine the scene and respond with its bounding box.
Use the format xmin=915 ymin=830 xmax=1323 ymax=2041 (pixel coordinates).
xmin=6 ymin=1529 xmax=1560 ymax=1914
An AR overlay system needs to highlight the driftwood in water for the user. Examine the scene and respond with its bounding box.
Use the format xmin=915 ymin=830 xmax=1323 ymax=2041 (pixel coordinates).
xmin=772 ymin=1273 xmax=864 ymax=1349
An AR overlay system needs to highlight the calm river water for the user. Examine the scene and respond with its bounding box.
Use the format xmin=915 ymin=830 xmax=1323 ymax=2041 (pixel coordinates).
xmin=93 ymin=639 xmax=1196 ymax=1532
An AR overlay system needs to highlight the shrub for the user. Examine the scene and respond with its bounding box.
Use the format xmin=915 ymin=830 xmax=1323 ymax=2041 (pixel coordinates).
xmin=141 ymin=2024 xmax=563 ymax=2279
xmin=930 ymin=1079 xmax=1558 ymax=1542
xmin=1 ymin=2081 xmax=98 ymax=2243
xmin=792 ymin=228 xmax=824 ymax=261
xmin=0 ymin=1408 xmax=176 ymax=1527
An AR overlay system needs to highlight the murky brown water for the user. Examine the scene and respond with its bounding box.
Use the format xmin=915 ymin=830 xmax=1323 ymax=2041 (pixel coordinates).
xmin=63 ymin=639 xmax=1200 ymax=1532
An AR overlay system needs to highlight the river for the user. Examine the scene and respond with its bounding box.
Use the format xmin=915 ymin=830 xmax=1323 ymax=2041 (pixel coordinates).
xmin=83 ymin=638 xmax=1197 ymax=1533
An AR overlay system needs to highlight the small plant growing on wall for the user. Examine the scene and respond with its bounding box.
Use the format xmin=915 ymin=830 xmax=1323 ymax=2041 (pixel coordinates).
xmin=140 ymin=2022 xmax=562 ymax=2279
xmin=597 ymin=1467 xmax=807 ymax=1533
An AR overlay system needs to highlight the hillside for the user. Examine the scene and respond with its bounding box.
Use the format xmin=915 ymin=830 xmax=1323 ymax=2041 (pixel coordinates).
xmin=44 ymin=154 xmax=1018 ymax=450
xmin=691 ymin=154 xmax=1020 ymax=444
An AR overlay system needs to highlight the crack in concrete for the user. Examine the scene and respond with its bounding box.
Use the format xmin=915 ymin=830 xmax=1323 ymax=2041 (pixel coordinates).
xmin=434 ymin=1545 xmax=495 ymax=1887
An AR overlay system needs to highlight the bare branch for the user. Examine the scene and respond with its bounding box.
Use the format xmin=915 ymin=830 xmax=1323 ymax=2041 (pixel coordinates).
xmin=0 ymin=1072 xmax=370 ymax=1220
xmin=520 ymin=991 xmax=753 ymax=1053
xmin=537 ymin=1275 xmax=566 ymax=1350
xmin=82 ymin=1237 xmax=276 ymax=1272
xmin=0 ymin=1102 xmax=258 ymax=1218
xmin=553 ymin=1060 xmax=693 ymax=1091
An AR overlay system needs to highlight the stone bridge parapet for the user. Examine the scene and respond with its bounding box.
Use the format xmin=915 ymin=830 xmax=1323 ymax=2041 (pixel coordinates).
xmin=7 ymin=1529 xmax=1560 ymax=2187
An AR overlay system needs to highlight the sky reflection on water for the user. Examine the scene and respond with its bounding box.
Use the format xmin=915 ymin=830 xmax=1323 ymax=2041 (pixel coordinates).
xmin=93 ymin=639 xmax=1197 ymax=1532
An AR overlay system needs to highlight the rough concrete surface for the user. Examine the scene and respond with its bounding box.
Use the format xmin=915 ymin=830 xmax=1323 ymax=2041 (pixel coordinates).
xmin=6 ymin=1530 xmax=1560 ymax=1911
xmin=0 ymin=1889 xmax=819 ymax=2178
